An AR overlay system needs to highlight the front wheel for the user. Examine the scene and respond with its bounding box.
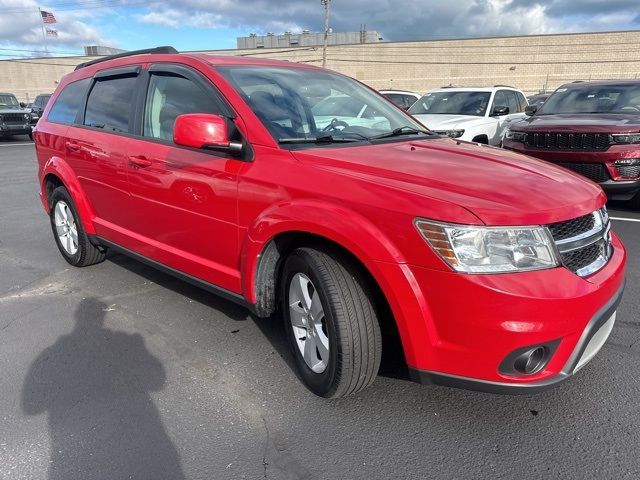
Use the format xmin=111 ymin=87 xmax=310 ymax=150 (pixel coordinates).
xmin=630 ymin=191 xmax=640 ymax=210
xmin=281 ymin=247 xmax=382 ymax=398
xmin=49 ymin=186 xmax=106 ymax=267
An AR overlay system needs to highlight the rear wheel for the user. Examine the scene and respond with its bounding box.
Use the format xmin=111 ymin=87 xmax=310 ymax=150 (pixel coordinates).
xmin=49 ymin=186 xmax=106 ymax=267
xmin=281 ymin=247 xmax=382 ymax=398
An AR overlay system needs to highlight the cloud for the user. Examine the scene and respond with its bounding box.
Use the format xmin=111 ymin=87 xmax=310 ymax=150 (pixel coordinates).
xmin=133 ymin=0 xmax=640 ymax=41
xmin=0 ymin=0 xmax=112 ymax=55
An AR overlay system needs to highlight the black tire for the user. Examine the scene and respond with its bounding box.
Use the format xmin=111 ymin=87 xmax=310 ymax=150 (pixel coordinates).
xmin=49 ymin=186 xmax=106 ymax=267
xmin=281 ymin=247 xmax=382 ymax=398
xmin=629 ymin=192 xmax=640 ymax=210
xmin=28 ymin=132 xmax=33 ymax=141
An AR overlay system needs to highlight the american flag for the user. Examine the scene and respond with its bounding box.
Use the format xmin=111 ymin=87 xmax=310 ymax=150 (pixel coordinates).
xmin=41 ymin=10 xmax=57 ymax=24
xmin=46 ymin=28 xmax=58 ymax=37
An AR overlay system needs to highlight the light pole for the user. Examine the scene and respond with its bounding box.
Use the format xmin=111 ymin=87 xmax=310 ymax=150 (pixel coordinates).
xmin=321 ymin=0 xmax=331 ymax=68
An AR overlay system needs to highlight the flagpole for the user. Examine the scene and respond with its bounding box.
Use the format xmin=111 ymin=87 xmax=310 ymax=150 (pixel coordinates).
xmin=38 ymin=7 xmax=48 ymax=54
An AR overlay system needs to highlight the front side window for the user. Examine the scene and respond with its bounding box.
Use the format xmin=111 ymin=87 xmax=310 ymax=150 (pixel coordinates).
xmin=409 ymin=91 xmax=491 ymax=117
xmin=541 ymin=84 xmax=640 ymax=114
xmin=84 ymin=75 xmax=137 ymax=133
xmin=0 ymin=94 xmax=19 ymax=107
xmin=48 ymin=78 xmax=91 ymax=124
xmin=143 ymin=74 xmax=223 ymax=141
xmin=218 ymin=66 xmax=426 ymax=144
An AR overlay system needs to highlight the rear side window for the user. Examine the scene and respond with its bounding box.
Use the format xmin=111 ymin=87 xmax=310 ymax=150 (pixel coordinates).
xmin=84 ymin=75 xmax=137 ymax=133
xmin=516 ymin=92 xmax=527 ymax=111
xmin=504 ymin=91 xmax=520 ymax=113
xmin=48 ymin=78 xmax=90 ymax=124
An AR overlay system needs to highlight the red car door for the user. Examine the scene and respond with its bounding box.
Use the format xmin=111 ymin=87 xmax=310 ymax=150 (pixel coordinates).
xmin=125 ymin=64 xmax=243 ymax=292
xmin=67 ymin=69 xmax=140 ymax=234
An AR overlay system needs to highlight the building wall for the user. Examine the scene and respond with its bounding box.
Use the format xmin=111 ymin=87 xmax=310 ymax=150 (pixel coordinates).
xmin=237 ymin=31 xmax=381 ymax=49
xmin=3 ymin=30 xmax=640 ymax=101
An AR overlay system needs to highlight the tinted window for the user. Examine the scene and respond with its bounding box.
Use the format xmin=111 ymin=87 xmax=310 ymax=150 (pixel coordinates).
xmin=541 ymin=84 xmax=640 ymax=114
xmin=409 ymin=91 xmax=491 ymax=117
xmin=516 ymin=92 xmax=527 ymax=111
xmin=84 ymin=75 xmax=137 ymax=132
xmin=143 ymin=74 xmax=223 ymax=141
xmin=48 ymin=78 xmax=91 ymax=124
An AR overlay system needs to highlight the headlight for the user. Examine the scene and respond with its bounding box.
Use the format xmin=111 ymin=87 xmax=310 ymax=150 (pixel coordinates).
xmin=433 ymin=129 xmax=465 ymax=139
xmin=505 ymin=129 xmax=527 ymax=142
xmin=610 ymin=133 xmax=640 ymax=144
xmin=415 ymin=219 xmax=560 ymax=273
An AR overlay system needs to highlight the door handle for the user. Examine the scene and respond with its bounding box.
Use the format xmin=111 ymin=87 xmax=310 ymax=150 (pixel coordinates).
xmin=129 ymin=155 xmax=153 ymax=168
xmin=65 ymin=141 xmax=82 ymax=152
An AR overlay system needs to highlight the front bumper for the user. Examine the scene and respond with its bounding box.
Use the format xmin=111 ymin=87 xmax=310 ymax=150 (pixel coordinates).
xmin=408 ymin=283 xmax=623 ymax=394
xmin=0 ymin=124 xmax=32 ymax=136
xmin=375 ymin=232 xmax=626 ymax=394
xmin=502 ymin=140 xmax=640 ymax=200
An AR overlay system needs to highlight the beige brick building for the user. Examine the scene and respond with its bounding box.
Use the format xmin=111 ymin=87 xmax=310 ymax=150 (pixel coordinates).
xmin=3 ymin=30 xmax=640 ymax=102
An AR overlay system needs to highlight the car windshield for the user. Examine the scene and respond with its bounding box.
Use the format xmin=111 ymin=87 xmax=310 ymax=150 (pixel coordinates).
xmin=0 ymin=94 xmax=19 ymax=107
xmin=408 ymin=91 xmax=491 ymax=117
xmin=217 ymin=66 xmax=428 ymax=144
xmin=540 ymin=84 xmax=640 ymax=114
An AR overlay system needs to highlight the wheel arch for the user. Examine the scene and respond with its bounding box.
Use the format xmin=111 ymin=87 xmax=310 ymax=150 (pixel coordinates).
xmin=41 ymin=157 xmax=97 ymax=234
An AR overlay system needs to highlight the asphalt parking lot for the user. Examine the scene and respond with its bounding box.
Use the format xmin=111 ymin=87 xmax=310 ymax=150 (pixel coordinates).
xmin=1 ymin=138 xmax=639 ymax=480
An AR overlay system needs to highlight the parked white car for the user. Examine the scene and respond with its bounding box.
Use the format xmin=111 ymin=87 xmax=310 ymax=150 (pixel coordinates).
xmin=408 ymin=86 xmax=528 ymax=145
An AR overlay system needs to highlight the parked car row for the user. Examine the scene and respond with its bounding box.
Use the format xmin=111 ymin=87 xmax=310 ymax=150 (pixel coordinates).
xmin=384 ymin=81 xmax=640 ymax=209
xmin=33 ymin=47 xmax=626 ymax=399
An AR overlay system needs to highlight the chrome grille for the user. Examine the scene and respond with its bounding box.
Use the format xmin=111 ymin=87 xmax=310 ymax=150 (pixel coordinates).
xmin=547 ymin=209 xmax=612 ymax=277
xmin=547 ymin=213 xmax=595 ymax=241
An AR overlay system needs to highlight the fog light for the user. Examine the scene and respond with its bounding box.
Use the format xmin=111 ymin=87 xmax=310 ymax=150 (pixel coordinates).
xmin=499 ymin=341 xmax=558 ymax=376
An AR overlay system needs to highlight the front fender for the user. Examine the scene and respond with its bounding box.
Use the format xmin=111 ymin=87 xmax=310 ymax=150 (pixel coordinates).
xmin=240 ymin=199 xmax=436 ymax=367
xmin=41 ymin=156 xmax=97 ymax=234
xmin=241 ymin=199 xmax=407 ymax=304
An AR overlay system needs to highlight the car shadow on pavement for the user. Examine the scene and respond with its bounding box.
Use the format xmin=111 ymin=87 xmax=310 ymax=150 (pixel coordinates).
xmin=21 ymin=297 xmax=185 ymax=480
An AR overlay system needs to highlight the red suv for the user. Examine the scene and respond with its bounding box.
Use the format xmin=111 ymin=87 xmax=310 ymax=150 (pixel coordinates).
xmin=35 ymin=48 xmax=626 ymax=398
xmin=503 ymin=80 xmax=640 ymax=209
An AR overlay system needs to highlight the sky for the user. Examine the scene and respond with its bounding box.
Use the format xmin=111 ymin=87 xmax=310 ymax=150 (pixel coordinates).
xmin=1 ymin=0 xmax=639 ymax=58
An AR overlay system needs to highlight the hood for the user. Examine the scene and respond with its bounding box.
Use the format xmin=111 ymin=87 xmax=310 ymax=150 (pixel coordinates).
xmin=412 ymin=114 xmax=491 ymax=131
xmin=291 ymin=137 xmax=604 ymax=226
xmin=514 ymin=113 xmax=640 ymax=133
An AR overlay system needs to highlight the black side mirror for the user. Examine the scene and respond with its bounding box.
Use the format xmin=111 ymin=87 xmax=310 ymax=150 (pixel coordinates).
xmin=525 ymin=105 xmax=538 ymax=116
xmin=491 ymin=106 xmax=509 ymax=116
xmin=19 ymin=102 xmax=26 ymax=108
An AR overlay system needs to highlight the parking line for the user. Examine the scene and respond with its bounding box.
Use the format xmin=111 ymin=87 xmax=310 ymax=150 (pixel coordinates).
xmin=0 ymin=143 xmax=33 ymax=147
xmin=610 ymin=216 xmax=640 ymax=223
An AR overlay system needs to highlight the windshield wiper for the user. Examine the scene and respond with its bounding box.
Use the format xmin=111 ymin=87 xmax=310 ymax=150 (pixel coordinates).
xmin=369 ymin=126 xmax=431 ymax=140
xmin=278 ymin=134 xmax=363 ymax=144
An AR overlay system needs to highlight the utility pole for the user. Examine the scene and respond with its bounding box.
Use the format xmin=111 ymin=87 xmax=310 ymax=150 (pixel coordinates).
xmin=321 ymin=0 xmax=331 ymax=68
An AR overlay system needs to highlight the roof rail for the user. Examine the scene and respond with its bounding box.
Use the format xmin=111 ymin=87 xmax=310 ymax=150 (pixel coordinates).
xmin=493 ymin=84 xmax=516 ymax=88
xmin=74 ymin=46 xmax=178 ymax=71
